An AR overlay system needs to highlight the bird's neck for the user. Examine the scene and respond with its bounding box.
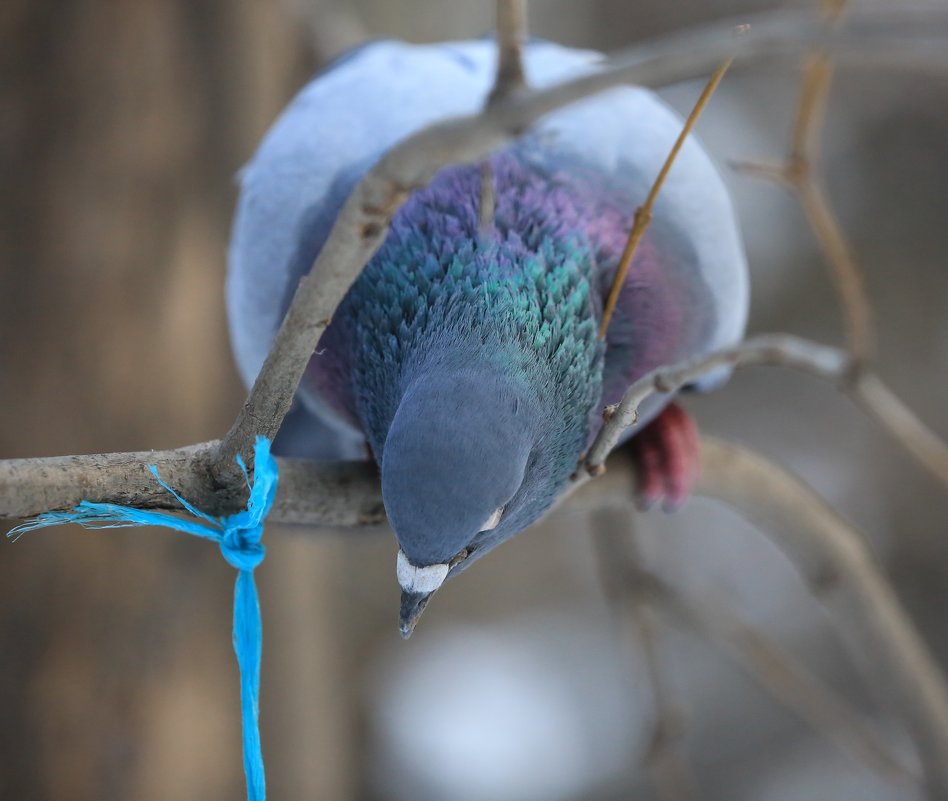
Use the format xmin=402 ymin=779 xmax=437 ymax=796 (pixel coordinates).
xmin=344 ymin=152 xmax=607 ymax=472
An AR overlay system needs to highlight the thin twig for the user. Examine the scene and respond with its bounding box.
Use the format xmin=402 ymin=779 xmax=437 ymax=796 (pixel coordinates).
xmin=790 ymin=51 xmax=835 ymax=166
xmin=594 ymin=509 xmax=699 ymax=801
xmin=645 ymin=578 xmax=919 ymax=784
xmin=851 ymin=373 xmax=948 ymax=489
xmin=488 ymin=0 xmax=528 ymax=105
xmin=728 ymin=162 xmax=873 ymax=362
xmin=585 ymin=334 xmax=849 ymax=471
xmin=599 ymin=57 xmax=733 ymax=339
xmin=798 ymin=177 xmax=873 ymax=359
xmin=582 ymin=334 xmax=948 ymax=490
xmin=734 ymin=0 xmax=874 ymax=362
xmin=213 ymin=8 xmax=948 ymax=476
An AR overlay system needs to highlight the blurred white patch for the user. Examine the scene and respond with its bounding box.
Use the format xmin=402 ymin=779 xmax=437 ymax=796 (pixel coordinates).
xmin=365 ymin=614 xmax=651 ymax=801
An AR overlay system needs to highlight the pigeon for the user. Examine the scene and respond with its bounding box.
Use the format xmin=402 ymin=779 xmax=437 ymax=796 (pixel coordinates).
xmin=227 ymin=39 xmax=748 ymax=636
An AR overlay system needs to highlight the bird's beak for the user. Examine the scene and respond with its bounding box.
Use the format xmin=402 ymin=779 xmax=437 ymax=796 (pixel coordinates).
xmin=396 ymin=550 xmax=450 ymax=639
xmin=399 ymin=589 xmax=433 ymax=639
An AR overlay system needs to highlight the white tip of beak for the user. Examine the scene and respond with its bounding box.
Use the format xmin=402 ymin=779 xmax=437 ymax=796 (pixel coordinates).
xmin=480 ymin=506 xmax=504 ymax=531
xmin=396 ymin=550 xmax=449 ymax=595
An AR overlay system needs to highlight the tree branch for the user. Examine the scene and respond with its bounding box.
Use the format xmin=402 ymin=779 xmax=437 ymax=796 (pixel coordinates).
xmin=213 ymin=7 xmax=948 ymax=477
xmin=593 ymin=499 xmax=917 ymax=786
xmin=488 ymin=0 xmax=527 ymax=105
xmin=647 ymin=577 xmax=919 ymax=784
xmin=696 ymin=438 xmax=948 ymax=798
xmin=0 ymin=441 xmax=384 ymax=527
xmin=582 ymin=334 xmax=948 ymax=491
xmin=585 ymin=333 xmax=849 ymax=471
xmin=564 ymin=438 xmax=948 ymax=794
xmin=733 ymin=0 xmax=875 ymax=362
xmin=852 ymin=373 xmax=948 ymax=487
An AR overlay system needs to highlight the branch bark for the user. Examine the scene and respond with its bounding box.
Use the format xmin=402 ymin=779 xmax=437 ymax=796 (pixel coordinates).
xmin=0 ymin=441 xmax=384 ymax=527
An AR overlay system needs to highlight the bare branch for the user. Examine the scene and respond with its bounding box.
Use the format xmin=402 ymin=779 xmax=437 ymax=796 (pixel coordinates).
xmin=734 ymin=0 xmax=874 ymax=362
xmin=214 ymin=8 xmax=948 ymax=475
xmin=584 ymin=334 xmax=849 ymax=471
xmin=566 ymin=438 xmax=948 ymax=793
xmin=696 ymin=438 xmax=948 ymax=797
xmin=730 ymin=165 xmax=873 ymax=364
xmin=648 ymin=578 xmax=919 ymax=784
xmin=791 ymin=0 xmax=849 ymax=161
xmin=798 ymin=177 xmax=873 ymax=359
xmin=0 ymin=443 xmax=222 ymax=519
xmin=488 ymin=0 xmax=528 ymax=105
xmin=852 ymin=373 xmax=948 ymax=488
xmin=594 ymin=509 xmax=699 ymax=801
xmin=0 ymin=441 xmax=384 ymax=527
xmin=582 ymin=334 xmax=948 ymax=491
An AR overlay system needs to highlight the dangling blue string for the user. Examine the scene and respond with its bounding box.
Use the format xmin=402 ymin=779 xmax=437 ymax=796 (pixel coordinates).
xmin=7 ymin=435 xmax=278 ymax=801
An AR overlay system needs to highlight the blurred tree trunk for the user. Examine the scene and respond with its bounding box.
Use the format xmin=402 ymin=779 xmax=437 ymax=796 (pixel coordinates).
xmin=0 ymin=2 xmax=354 ymax=799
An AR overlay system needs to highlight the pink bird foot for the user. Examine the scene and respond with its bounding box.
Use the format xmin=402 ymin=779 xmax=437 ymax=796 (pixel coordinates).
xmin=628 ymin=403 xmax=700 ymax=512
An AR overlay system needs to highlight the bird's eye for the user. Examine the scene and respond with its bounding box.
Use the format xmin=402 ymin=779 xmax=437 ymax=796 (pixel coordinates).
xmin=479 ymin=506 xmax=504 ymax=531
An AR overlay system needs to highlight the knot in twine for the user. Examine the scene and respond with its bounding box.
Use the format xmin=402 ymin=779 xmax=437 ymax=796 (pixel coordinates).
xmin=8 ymin=436 xmax=279 ymax=801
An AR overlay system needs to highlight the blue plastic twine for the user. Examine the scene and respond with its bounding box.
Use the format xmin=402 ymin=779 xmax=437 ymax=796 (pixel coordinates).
xmin=7 ymin=435 xmax=278 ymax=801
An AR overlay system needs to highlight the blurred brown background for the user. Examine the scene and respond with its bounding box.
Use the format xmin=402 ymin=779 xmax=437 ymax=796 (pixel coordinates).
xmin=1 ymin=1 xmax=946 ymax=800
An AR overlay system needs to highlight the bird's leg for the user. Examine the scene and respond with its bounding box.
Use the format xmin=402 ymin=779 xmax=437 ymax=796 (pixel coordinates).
xmin=627 ymin=403 xmax=699 ymax=512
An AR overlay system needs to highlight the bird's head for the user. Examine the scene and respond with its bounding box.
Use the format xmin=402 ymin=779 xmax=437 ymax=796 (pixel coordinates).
xmin=380 ymin=366 xmax=536 ymax=637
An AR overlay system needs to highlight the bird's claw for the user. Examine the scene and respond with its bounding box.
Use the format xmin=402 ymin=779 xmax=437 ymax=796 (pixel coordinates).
xmin=628 ymin=403 xmax=700 ymax=512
